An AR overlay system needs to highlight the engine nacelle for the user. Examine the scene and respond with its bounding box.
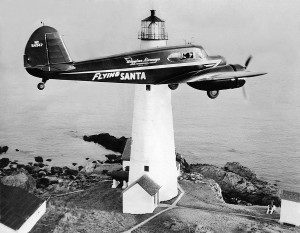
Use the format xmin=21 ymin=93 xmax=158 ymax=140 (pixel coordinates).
xmin=168 ymin=83 xmax=179 ymax=90
xmin=187 ymin=79 xmax=246 ymax=91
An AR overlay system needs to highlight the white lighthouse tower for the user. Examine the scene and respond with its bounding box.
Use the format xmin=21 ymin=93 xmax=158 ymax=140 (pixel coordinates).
xmin=123 ymin=10 xmax=178 ymax=214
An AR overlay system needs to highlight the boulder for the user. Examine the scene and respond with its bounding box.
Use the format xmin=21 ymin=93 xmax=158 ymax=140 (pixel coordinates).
xmin=83 ymin=133 xmax=128 ymax=153
xmin=0 ymin=146 xmax=9 ymax=154
xmin=36 ymin=177 xmax=50 ymax=188
xmin=190 ymin=163 xmax=281 ymax=206
xmin=83 ymin=161 xmax=96 ymax=173
xmin=1 ymin=169 xmax=36 ymax=192
xmin=224 ymin=162 xmax=256 ymax=181
xmin=51 ymin=166 xmax=63 ymax=174
xmin=34 ymin=156 xmax=44 ymax=163
xmin=0 ymin=158 xmax=10 ymax=168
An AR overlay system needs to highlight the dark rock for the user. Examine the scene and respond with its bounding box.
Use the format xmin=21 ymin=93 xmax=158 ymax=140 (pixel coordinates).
xmin=224 ymin=162 xmax=257 ymax=181
xmin=190 ymin=163 xmax=281 ymax=206
xmin=16 ymin=149 xmax=19 ymax=151
xmin=78 ymin=166 xmax=84 ymax=171
xmin=34 ymin=156 xmax=43 ymax=163
xmin=64 ymin=169 xmax=78 ymax=176
xmin=72 ymin=163 xmax=77 ymax=166
xmin=85 ymin=158 xmax=89 ymax=160
xmin=46 ymin=159 xmax=52 ymax=162
xmin=51 ymin=166 xmax=63 ymax=174
xmin=1 ymin=169 xmax=36 ymax=192
xmin=16 ymin=164 xmax=24 ymax=169
xmin=0 ymin=158 xmax=10 ymax=168
xmin=0 ymin=146 xmax=9 ymax=154
xmin=38 ymin=163 xmax=45 ymax=168
xmin=83 ymin=133 xmax=128 ymax=153
xmin=24 ymin=165 xmax=34 ymax=174
xmin=36 ymin=177 xmax=50 ymax=188
xmin=69 ymin=175 xmax=76 ymax=180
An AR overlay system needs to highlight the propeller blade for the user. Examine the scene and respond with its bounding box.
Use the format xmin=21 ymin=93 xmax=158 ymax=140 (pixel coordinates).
xmin=245 ymin=55 xmax=252 ymax=69
xmin=242 ymin=86 xmax=247 ymax=99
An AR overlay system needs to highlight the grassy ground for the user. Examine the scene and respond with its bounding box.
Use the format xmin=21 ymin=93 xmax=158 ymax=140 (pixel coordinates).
xmin=30 ymin=180 xmax=300 ymax=233
xmin=30 ymin=181 xmax=165 ymax=233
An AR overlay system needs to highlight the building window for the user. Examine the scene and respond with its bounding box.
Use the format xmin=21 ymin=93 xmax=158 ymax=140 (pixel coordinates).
xmin=144 ymin=166 xmax=149 ymax=172
xmin=125 ymin=166 xmax=129 ymax=171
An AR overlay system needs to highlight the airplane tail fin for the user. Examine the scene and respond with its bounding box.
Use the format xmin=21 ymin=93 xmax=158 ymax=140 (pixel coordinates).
xmin=24 ymin=26 xmax=74 ymax=72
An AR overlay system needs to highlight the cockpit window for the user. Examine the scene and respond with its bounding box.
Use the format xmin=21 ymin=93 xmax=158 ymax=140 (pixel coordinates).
xmin=195 ymin=48 xmax=207 ymax=58
xmin=167 ymin=48 xmax=207 ymax=62
xmin=182 ymin=52 xmax=194 ymax=59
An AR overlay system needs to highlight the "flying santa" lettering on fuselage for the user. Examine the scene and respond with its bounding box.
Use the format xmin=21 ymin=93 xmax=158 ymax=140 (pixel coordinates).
xmin=92 ymin=72 xmax=146 ymax=81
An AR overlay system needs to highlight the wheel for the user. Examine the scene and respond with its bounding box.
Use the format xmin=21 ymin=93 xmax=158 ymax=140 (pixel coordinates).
xmin=168 ymin=83 xmax=179 ymax=90
xmin=37 ymin=82 xmax=45 ymax=90
xmin=207 ymin=90 xmax=219 ymax=99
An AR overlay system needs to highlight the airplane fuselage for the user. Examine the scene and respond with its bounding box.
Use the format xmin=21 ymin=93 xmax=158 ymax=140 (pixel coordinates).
xmin=26 ymin=45 xmax=225 ymax=84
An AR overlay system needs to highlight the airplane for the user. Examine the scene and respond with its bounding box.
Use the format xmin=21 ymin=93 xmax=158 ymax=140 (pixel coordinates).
xmin=24 ymin=26 xmax=267 ymax=99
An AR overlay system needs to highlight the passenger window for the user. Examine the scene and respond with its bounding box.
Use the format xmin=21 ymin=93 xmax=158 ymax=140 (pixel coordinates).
xmin=182 ymin=52 xmax=194 ymax=59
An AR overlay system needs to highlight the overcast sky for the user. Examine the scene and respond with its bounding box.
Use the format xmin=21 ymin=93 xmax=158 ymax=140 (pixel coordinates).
xmin=0 ymin=0 xmax=299 ymax=112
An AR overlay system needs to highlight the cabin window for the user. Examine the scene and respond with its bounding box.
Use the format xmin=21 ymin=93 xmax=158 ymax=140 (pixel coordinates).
xmin=144 ymin=166 xmax=149 ymax=172
xmin=182 ymin=52 xmax=194 ymax=59
xmin=125 ymin=166 xmax=129 ymax=171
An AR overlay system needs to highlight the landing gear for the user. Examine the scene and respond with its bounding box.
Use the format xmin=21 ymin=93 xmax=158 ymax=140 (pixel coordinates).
xmin=37 ymin=78 xmax=48 ymax=90
xmin=168 ymin=83 xmax=179 ymax=90
xmin=207 ymin=90 xmax=219 ymax=99
xmin=37 ymin=82 xmax=45 ymax=90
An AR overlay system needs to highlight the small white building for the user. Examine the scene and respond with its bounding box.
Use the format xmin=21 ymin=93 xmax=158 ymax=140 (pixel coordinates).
xmin=280 ymin=190 xmax=300 ymax=226
xmin=0 ymin=183 xmax=46 ymax=233
xmin=123 ymin=174 xmax=161 ymax=214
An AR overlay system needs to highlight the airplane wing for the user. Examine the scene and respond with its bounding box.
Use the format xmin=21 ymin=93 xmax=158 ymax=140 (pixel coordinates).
xmin=157 ymin=65 xmax=267 ymax=84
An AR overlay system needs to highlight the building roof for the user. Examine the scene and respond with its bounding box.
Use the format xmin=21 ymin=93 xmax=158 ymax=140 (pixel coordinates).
xmin=137 ymin=175 xmax=161 ymax=196
xmin=121 ymin=137 xmax=132 ymax=161
xmin=123 ymin=174 xmax=161 ymax=196
xmin=0 ymin=183 xmax=44 ymax=230
xmin=281 ymin=190 xmax=300 ymax=203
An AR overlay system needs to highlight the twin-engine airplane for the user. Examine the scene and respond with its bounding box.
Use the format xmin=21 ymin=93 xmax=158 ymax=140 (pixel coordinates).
xmin=24 ymin=26 xmax=266 ymax=99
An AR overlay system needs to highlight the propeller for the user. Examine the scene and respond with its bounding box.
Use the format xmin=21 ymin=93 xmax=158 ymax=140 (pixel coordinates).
xmin=242 ymin=85 xmax=248 ymax=99
xmin=244 ymin=55 xmax=252 ymax=69
xmin=242 ymin=55 xmax=252 ymax=99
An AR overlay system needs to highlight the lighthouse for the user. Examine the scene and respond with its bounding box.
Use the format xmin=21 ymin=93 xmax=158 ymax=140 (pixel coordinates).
xmin=123 ymin=10 xmax=178 ymax=214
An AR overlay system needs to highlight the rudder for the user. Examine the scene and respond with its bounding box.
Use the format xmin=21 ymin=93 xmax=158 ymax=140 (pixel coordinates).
xmin=24 ymin=26 xmax=73 ymax=71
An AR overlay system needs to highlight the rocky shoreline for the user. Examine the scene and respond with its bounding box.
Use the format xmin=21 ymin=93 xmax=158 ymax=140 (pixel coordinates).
xmin=0 ymin=134 xmax=281 ymax=207
xmin=81 ymin=133 xmax=282 ymax=206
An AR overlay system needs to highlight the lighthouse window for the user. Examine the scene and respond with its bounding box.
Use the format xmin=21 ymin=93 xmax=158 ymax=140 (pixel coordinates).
xmin=144 ymin=166 xmax=149 ymax=172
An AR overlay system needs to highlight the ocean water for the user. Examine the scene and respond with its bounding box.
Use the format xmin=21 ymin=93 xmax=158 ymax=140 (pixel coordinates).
xmin=0 ymin=68 xmax=299 ymax=193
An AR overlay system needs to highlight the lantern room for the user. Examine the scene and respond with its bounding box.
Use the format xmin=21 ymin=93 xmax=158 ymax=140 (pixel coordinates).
xmin=138 ymin=10 xmax=168 ymax=40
